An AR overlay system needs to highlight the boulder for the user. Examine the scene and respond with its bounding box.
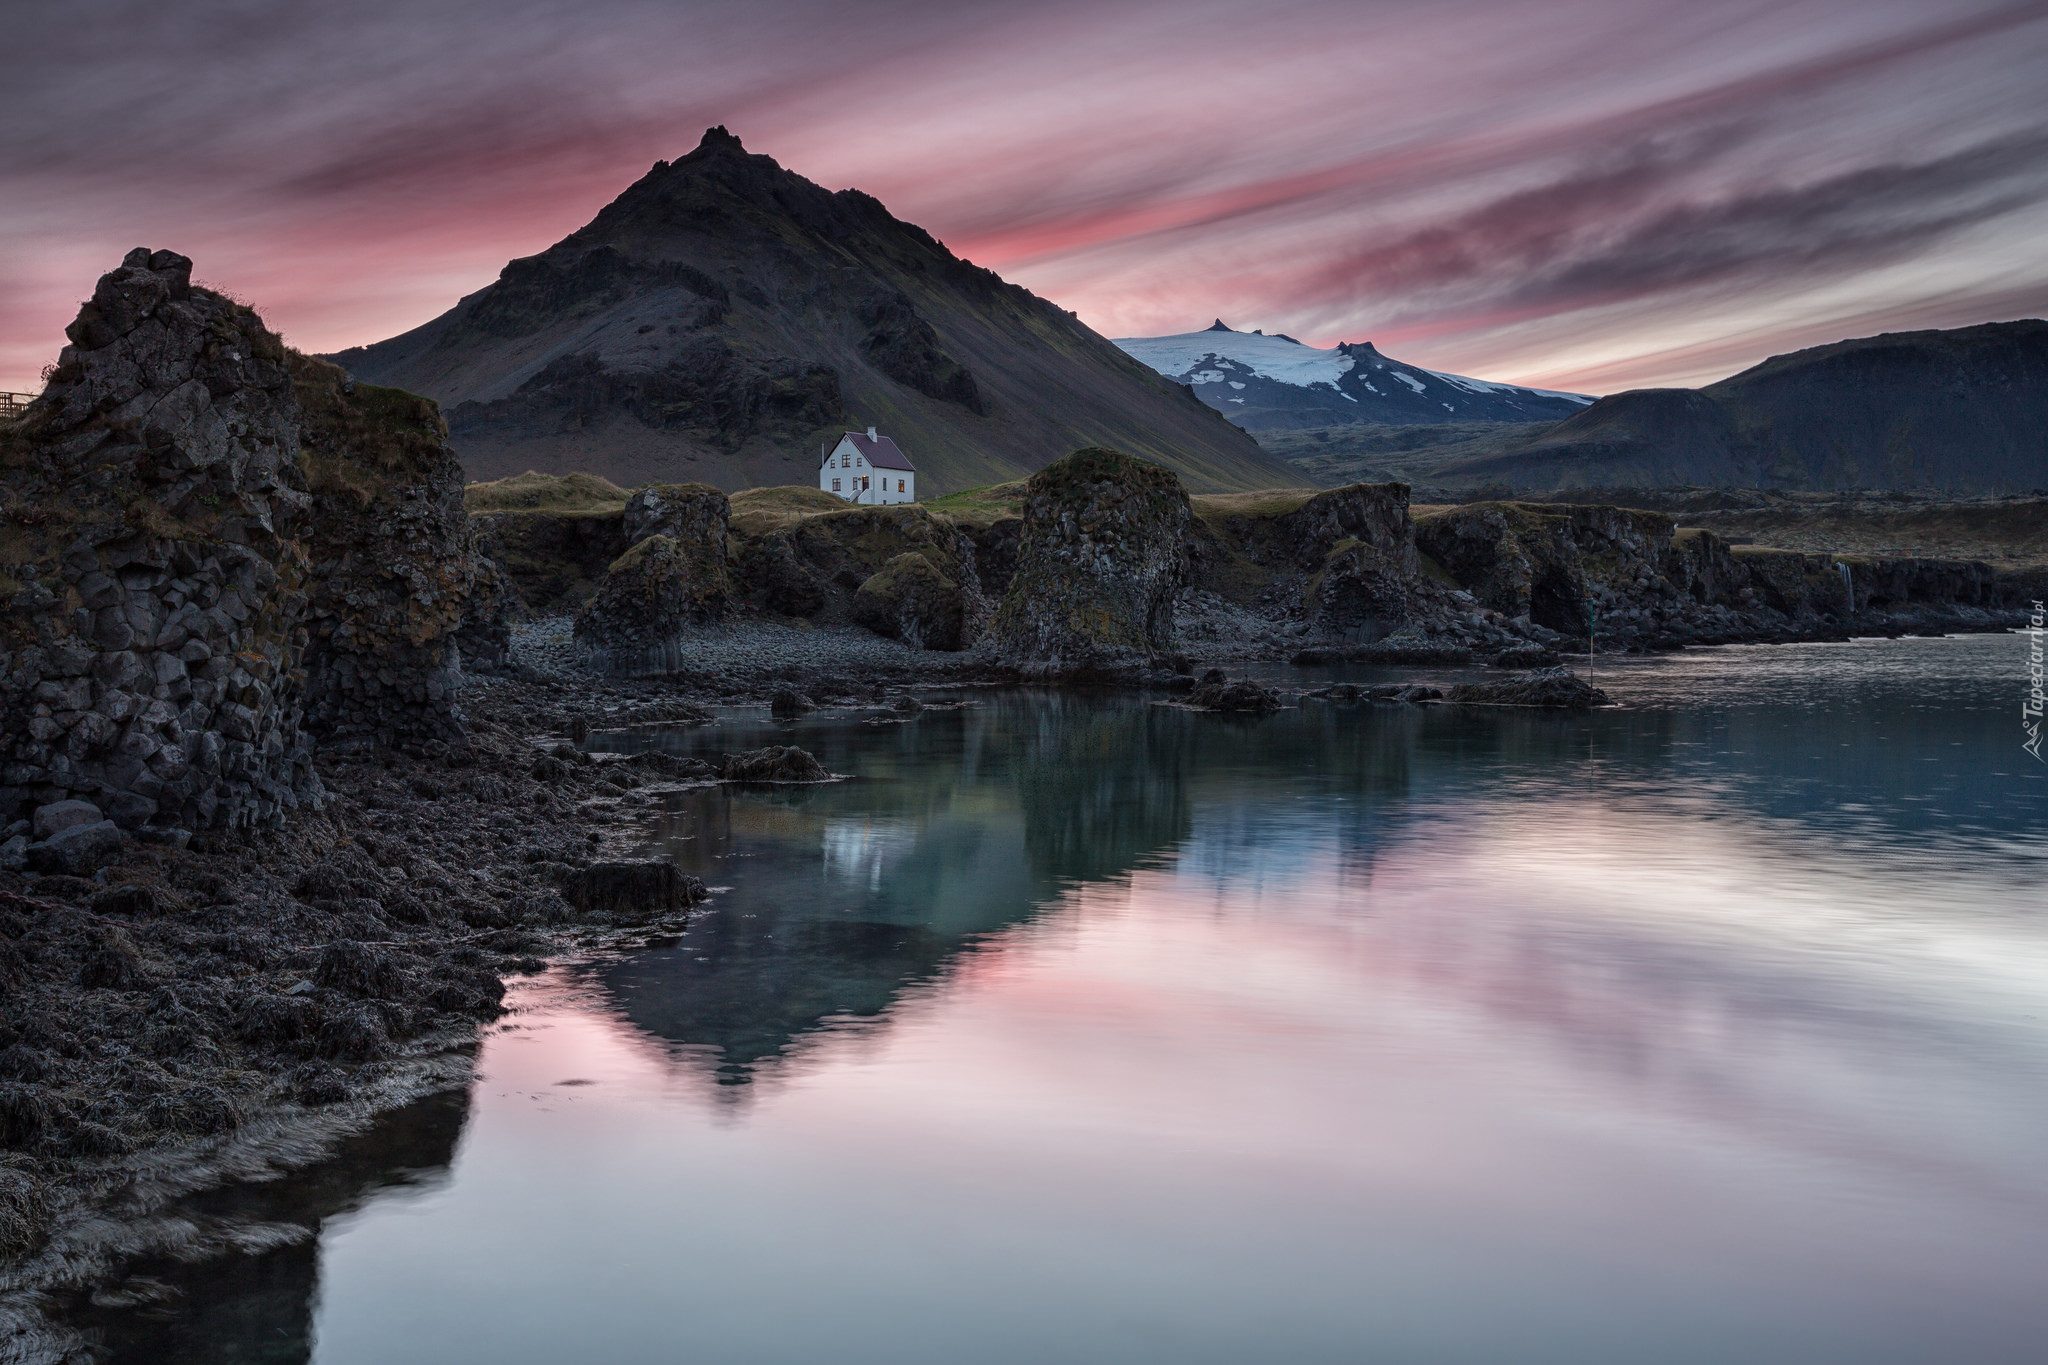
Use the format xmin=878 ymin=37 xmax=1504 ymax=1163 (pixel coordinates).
xmin=769 ymin=689 xmax=813 ymax=719
xmin=32 ymin=800 xmax=103 ymax=842
xmin=575 ymin=491 xmax=734 ymax=675
xmin=560 ymin=861 xmax=707 ymax=922
xmin=1185 ymin=679 xmax=1283 ymax=712
xmin=1445 ymin=666 xmax=1609 ymax=709
xmin=988 ymin=447 xmax=1192 ymax=673
xmin=28 ymin=820 xmax=124 ymax=876
xmin=718 ymin=745 xmax=831 ymax=782
xmin=852 ymin=553 xmax=967 ymax=650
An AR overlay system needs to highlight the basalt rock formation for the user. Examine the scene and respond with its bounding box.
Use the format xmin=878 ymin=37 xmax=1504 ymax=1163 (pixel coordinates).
xmin=573 ymin=484 xmax=735 ymax=674
xmin=737 ymin=502 xmax=986 ymax=644
xmin=574 ymin=539 xmax=726 ymax=676
xmin=989 ymin=447 xmax=1193 ymax=674
xmin=851 ymin=552 xmax=968 ymax=650
xmin=0 ymin=250 xmax=512 ymax=840
xmin=330 ymin=127 xmax=1295 ymax=495
xmin=0 ymin=249 xmax=321 ymax=835
xmin=294 ymin=356 xmax=510 ymax=743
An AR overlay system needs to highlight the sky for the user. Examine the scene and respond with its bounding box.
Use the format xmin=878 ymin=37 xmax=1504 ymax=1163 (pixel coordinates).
xmin=3 ymin=0 xmax=2046 ymax=396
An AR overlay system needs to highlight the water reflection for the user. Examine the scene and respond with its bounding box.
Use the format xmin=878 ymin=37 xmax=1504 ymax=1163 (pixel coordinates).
xmin=65 ymin=1088 xmax=470 ymax=1364
xmin=58 ymin=635 xmax=2048 ymax=1364
xmin=594 ymin=634 xmax=2046 ymax=1105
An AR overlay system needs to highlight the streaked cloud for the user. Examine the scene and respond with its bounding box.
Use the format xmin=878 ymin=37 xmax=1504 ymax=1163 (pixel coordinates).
xmin=3 ymin=0 xmax=2044 ymax=396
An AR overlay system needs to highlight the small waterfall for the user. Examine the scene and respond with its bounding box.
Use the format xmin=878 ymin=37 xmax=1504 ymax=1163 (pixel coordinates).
xmin=1837 ymin=562 xmax=1854 ymax=615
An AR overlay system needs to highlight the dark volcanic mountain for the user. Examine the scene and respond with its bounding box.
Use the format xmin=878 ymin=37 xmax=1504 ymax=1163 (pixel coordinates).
xmin=1432 ymin=320 xmax=2048 ymax=493
xmin=328 ymin=129 xmax=1294 ymax=495
xmin=1115 ymin=321 xmax=1595 ymax=430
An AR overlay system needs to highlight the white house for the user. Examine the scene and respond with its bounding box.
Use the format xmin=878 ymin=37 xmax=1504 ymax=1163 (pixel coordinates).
xmin=819 ymin=427 xmax=916 ymax=504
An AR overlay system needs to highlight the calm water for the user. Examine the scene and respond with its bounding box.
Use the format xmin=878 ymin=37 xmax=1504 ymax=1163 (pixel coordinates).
xmin=81 ymin=635 xmax=2048 ymax=1363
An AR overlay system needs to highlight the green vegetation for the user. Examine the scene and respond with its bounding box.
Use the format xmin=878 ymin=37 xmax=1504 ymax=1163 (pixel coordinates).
xmin=1188 ymin=488 xmax=1319 ymax=526
xmin=923 ymin=481 xmax=1027 ymax=527
xmin=464 ymin=470 xmax=631 ymax=515
xmin=726 ymin=484 xmax=844 ymax=535
xmin=290 ymin=353 xmax=449 ymax=503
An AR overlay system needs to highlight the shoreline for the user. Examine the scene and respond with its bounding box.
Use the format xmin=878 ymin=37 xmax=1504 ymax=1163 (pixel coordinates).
xmin=0 ymin=618 xmax=2035 ymax=1358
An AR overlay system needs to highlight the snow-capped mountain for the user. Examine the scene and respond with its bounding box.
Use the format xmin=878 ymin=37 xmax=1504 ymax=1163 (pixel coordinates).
xmin=1113 ymin=320 xmax=1596 ymax=430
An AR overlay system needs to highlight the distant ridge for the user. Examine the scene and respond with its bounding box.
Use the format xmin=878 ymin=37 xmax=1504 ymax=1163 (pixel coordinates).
xmin=1114 ymin=322 xmax=1595 ymax=430
xmin=327 ymin=129 xmax=1297 ymax=495
xmin=1429 ymin=320 xmax=2048 ymax=493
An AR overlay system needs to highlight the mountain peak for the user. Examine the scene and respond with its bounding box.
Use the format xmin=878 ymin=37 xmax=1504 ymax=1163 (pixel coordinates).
xmin=1205 ymin=319 xmax=1233 ymax=332
xmin=696 ymin=125 xmax=744 ymax=153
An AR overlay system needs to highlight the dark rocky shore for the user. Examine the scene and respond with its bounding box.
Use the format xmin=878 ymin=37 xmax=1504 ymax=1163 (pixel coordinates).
xmin=1 ymin=251 xmax=2037 ymax=1355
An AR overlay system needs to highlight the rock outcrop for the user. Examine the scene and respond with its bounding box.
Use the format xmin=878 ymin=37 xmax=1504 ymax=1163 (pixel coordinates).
xmin=851 ymin=552 xmax=968 ymax=650
xmin=989 ymin=447 xmax=1193 ymax=674
xmin=1415 ymin=502 xmax=1673 ymax=634
xmin=0 ymin=250 xmax=511 ymax=838
xmin=573 ymin=484 xmax=734 ymax=675
xmin=622 ymin=482 xmax=731 ymax=551
xmin=1446 ymin=666 xmax=1609 ymax=709
xmin=294 ymin=356 xmax=509 ymax=743
xmin=735 ymin=502 xmax=984 ymax=646
xmin=0 ymin=249 xmax=321 ymax=833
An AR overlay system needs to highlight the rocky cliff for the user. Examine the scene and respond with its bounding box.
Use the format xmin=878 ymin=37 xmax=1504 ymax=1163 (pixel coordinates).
xmin=0 ymin=250 xmax=321 ymax=842
xmin=329 ymin=128 xmax=1296 ymax=496
xmin=0 ymin=251 xmax=510 ymax=851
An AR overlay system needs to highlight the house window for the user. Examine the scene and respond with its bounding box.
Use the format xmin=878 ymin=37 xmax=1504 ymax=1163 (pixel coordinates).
xmin=898 ymin=479 xmax=905 ymax=492
xmin=832 ymin=478 xmax=841 ymax=492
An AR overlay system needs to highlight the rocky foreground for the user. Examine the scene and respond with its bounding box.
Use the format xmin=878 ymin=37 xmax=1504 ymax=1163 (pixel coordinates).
xmin=0 ymin=251 xmax=2039 ymax=1347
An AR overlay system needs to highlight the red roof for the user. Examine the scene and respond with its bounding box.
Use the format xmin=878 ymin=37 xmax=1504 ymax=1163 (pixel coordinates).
xmin=822 ymin=431 xmax=914 ymax=472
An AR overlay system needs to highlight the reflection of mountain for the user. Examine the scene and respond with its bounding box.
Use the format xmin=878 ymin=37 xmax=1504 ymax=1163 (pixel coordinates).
xmin=599 ymin=696 xmax=1440 ymax=1087
xmin=593 ymin=659 xmax=2032 ymax=1095
xmin=69 ymin=1089 xmax=470 ymax=1364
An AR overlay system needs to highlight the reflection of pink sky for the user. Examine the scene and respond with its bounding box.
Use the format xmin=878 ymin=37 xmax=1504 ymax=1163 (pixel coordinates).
xmin=306 ymin=796 xmax=2048 ymax=1361
xmin=500 ymin=793 xmax=2048 ymax=1208
xmin=7 ymin=2 xmax=2048 ymax=393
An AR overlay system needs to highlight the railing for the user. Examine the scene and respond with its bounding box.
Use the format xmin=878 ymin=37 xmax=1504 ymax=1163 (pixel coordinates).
xmin=0 ymin=392 xmax=34 ymax=419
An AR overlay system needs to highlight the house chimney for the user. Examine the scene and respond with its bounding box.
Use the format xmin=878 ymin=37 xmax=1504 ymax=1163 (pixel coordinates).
xmin=867 ymin=425 xmax=877 ymax=440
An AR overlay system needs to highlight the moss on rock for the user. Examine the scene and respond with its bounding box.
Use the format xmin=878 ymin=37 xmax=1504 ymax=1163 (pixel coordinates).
xmin=987 ymin=447 xmax=1192 ymax=673
xmin=852 ymin=552 xmax=967 ymax=650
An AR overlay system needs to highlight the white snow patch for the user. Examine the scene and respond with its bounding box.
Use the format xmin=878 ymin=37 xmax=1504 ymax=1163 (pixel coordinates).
xmin=1429 ymin=369 xmax=1597 ymax=403
xmin=1115 ymin=327 xmax=1597 ymax=405
xmin=1227 ymin=381 xmax=1245 ymax=389
xmin=1112 ymin=329 xmax=1355 ymax=389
